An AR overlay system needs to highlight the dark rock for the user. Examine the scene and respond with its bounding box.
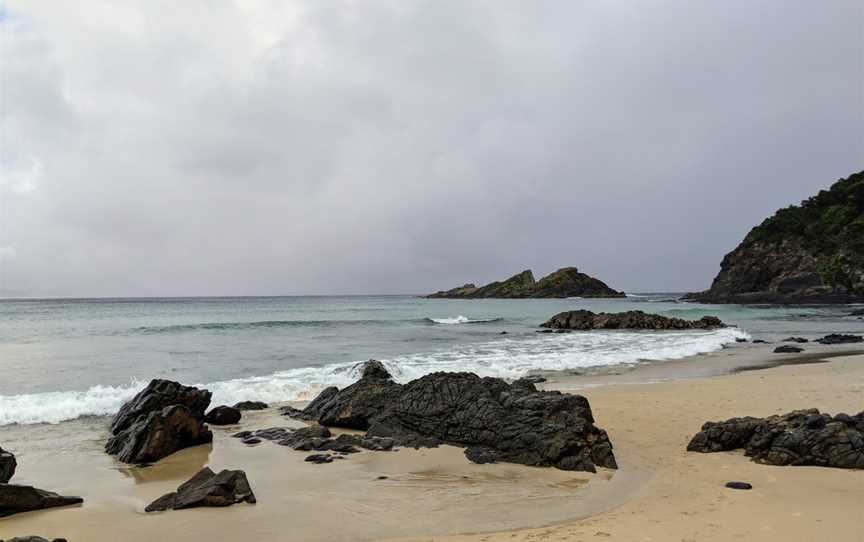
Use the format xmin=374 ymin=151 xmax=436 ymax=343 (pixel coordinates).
xmin=204 ymin=406 xmax=242 ymax=425
xmin=377 ymin=475 xmax=388 ymax=480
xmin=427 ymin=267 xmax=625 ymax=299
xmin=735 ymin=338 xmax=748 ymax=343
xmin=105 ymin=404 xmax=213 ymax=464
xmin=233 ymin=401 xmax=269 ymax=411
xmin=684 ymin=170 xmax=864 ymax=305
xmin=815 ymin=333 xmax=863 ymax=345
xmin=359 ymin=359 xmax=392 ymax=380
xmin=687 ymin=409 xmax=864 ymax=469
xmin=287 ymin=361 xmax=616 ymax=473
xmin=782 ymin=337 xmax=809 ymax=343
xmin=0 ymin=485 xmax=83 ymax=518
xmin=774 ymin=345 xmax=804 ymax=353
xmin=2 ymin=538 xmax=68 ymax=542
xmin=849 ymin=309 xmax=864 ymax=316
xmin=241 ymin=437 xmax=261 ymax=445
xmin=304 ymin=454 xmax=334 ymax=464
xmin=0 ymin=447 xmax=16 ymax=483
xmin=109 ymin=379 xmax=211 ymax=435
xmin=247 ymin=427 xmax=292 ymax=441
xmin=499 ymin=331 xmax=508 ymax=335
xmin=145 ymin=467 xmax=256 ymax=512
xmin=752 ymin=340 xmax=769 ymax=344
xmin=464 ymin=447 xmax=498 ymax=464
xmin=541 ymin=310 xmax=726 ymax=331
xmin=518 ymin=375 xmax=547 ymax=384
xmin=725 ymin=481 xmax=753 ymax=490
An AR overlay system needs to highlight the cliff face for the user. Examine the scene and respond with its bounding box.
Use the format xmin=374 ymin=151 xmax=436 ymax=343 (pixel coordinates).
xmin=687 ymin=170 xmax=864 ymax=304
xmin=427 ymin=267 xmax=625 ymax=299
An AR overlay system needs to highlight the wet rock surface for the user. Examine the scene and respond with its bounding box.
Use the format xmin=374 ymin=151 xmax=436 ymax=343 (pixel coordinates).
xmin=1 ymin=538 xmax=68 ymax=542
xmin=782 ymin=337 xmax=809 ymax=343
xmin=205 ymin=405 xmax=242 ymax=425
xmin=0 ymin=447 xmax=16 ymax=483
xmin=774 ymin=345 xmax=804 ymax=353
xmin=814 ymin=333 xmax=863 ymax=345
xmin=688 ymin=409 xmax=864 ymax=469
xmin=145 ymin=467 xmax=256 ymax=512
xmin=233 ymin=401 xmax=269 ymax=411
xmin=110 ymin=379 xmax=211 ymax=434
xmin=0 ymin=485 xmax=83 ymax=518
xmin=283 ymin=361 xmax=617 ymax=472
xmin=725 ymin=481 xmax=753 ymax=490
xmin=541 ymin=310 xmax=725 ymax=331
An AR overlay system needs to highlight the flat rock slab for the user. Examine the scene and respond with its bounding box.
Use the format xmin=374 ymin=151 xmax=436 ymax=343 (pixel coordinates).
xmin=725 ymin=481 xmax=753 ymax=490
xmin=688 ymin=408 xmax=864 ymax=469
xmin=774 ymin=345 xmax=804 ymax=353
xmin=0 ymin=485 xmax=83 ymax=518
xmin=145 ymin=467 xmax=256 ymax=512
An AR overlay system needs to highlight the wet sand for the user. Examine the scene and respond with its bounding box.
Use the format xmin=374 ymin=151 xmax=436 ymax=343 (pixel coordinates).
xmin=1 ymin=345 xmax=863 ymax=541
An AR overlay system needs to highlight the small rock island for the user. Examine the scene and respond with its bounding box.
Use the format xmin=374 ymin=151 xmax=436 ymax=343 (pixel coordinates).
xmin=427 ymin=267 xmax=625 ymax=299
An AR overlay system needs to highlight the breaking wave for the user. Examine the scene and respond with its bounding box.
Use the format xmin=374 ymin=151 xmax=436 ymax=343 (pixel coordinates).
xmin=426 ymin=316 xmax=503 ymax=325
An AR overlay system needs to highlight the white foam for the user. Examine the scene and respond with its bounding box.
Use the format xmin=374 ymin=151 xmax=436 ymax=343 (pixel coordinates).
xmin=0 ymin=327 xmax=749 ymax=426
xmin=428 ymin=315 xmax=498 ymax=324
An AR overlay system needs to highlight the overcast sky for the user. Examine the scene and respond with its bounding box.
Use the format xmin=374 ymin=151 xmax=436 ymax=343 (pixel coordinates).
xmin=0 ymin=1 xmax=861 ymax=297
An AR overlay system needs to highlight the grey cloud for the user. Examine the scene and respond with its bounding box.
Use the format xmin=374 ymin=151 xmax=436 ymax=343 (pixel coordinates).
xmin=1 ymin=0 xmax=861 ymax=296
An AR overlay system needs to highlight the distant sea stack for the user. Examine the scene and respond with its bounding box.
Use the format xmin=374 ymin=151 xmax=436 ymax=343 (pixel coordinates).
xmin=686 ymin=171 xmax=864 ymax=304
xmin=427 ymin=267 xmax=625 ymax=299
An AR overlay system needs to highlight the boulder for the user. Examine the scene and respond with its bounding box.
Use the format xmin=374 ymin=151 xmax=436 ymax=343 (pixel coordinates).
xmin=0 ymin=447 xmax=16 ymax=483
xmin=304 ymin=454 xmax=334 ymax=464
xmin=205 ymin=406 xmax=242 ymax=425
xmin=782 ymin=337 xmax=809 ymax=343
xmin=145 ymin=467 xmax=256 ymax=512
xmin=541 ymin=310 xmax=725 ymax=331
xmin=774 ymin=345 xmax=804 ymax=353
xmin=285 ymin=361 xmax=616 ymax=473
xmin=110 ymin=379 xmax=211 ymax=435
xmin=0 ymin=485 xmax=83 ymax=518
xmin=687 ymin=409 xmax=864 ymax=469
xmin=105 ymin=405 xmax=213 ymax=464
xmin=233 ymin=401 xmax=269 ymax=411
xmin=815 ymin=334 xmax=863 ymax=345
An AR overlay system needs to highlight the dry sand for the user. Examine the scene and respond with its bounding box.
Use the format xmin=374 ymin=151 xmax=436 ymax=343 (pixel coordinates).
xmin=1 ymin=346 xmax=862 ymax=541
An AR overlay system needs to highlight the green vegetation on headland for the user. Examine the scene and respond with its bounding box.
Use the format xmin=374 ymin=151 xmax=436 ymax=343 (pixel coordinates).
xmin=687 ymin=170 xmax=864 ymax=304
xmin=427 ymin=267 xmax=625 ymax=299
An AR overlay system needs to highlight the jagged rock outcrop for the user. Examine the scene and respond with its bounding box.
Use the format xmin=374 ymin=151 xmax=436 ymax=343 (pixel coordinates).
xmin=105 ymin=380 xmax=213 ymax=464
xmin=284 ymin=361 xmax=617 ymax=473
xmin=686 ymin=170 xmax=864 ymax=304
xmin=145 ymin=467 xmax=256 ymax=512
xmin=541 ymin=310 xmax=725 ymax=330
xmin=205 ymin=405 xmax=242 ymax=425
xmin=427 ymin=267 xmax=625 ymax=299
xmin=0 ymin=485 xmax=83 ymax=518
xmin=0 ymin=447 xmax=16 ymax=483
xmin=687 ymin=409 xmax=864 ymax=469
xmin=815 ymin=333 xmax=863 ymax=345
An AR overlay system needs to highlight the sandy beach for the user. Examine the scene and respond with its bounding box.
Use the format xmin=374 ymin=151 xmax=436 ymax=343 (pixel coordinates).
xmin=1 ymin=345 xmax=862 ymax=541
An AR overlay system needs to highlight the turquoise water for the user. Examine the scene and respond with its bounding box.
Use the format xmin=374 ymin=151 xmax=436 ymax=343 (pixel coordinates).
xmin=0 ymin=295 xmax=861 ymax=425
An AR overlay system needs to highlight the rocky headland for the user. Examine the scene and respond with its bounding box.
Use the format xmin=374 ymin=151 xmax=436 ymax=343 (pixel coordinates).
xmin=686 ymin=170 xmax=864 ymax=304
xmin=427 ymin=267 xmax=625 ymax=299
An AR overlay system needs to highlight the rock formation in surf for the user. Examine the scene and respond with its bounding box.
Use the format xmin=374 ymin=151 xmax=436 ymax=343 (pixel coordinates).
xmin=427 ymin=267 xmax=625 ymax=299
xmin=686 ymin=170 xmax=864 ymax=304
xmin=283 ymin=361 xmax=617 ymax=473
xmin=105 ymin=379 xmax=213 ymax=464
xmin=687 ymin=408 xmax=864 ymax=469
xmin=0 ymin=447 xmax=16 ymax=484
xmin=145 ymin=467 xmax=256 ymax=512
xmin=540 ymin=310 xmax=725 ymax=330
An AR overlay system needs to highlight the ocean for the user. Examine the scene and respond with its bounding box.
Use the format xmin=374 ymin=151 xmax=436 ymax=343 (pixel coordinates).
xmin=1 ymin=294 xmax=861 ymax=426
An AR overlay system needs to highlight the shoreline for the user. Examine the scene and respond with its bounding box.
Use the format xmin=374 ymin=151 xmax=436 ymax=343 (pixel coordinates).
xmin=1 ymin=346 xmax=863 ymax=541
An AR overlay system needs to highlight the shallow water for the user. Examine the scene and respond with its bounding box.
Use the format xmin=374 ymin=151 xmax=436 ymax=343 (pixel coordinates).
xmin=0 ymin=294 xmax=861 ymax=425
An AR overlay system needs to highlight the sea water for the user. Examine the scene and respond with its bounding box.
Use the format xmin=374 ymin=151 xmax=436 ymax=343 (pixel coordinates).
xmin=0 ymin=294 xmax=861 ymax=426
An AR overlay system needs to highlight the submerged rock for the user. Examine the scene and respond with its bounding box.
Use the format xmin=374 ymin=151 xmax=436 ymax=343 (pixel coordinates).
xmin=687 ymin=409 xmax=864 ymax=469
xmin=814 ymin=333 xmax=863 ymax=345
xmin=774 ymin=345 xmax=804 ymax=353
xmin=541 ymin=310 xmax=725 ymax=331
xmin=0 ymin=485 xmax=83 ymax=518
xmin=233 ymin=401 xmax=269 ymax=411
xmin=145 ymin=467 xmax=256 ymax=512
xmin=285 ymin=361 xmax=616 ymax=473
xmin=782 ymin=337 xmax=809 ymax=343
xmin=0 ymin=447 xmax=16 ymax=483
xmin=205 ymin=405 xmax=242 ymax=425
xmin=106 ymin=380 xmax=213 ymax=464
xmin=105 ymin=405 xmax=213 ymax=464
